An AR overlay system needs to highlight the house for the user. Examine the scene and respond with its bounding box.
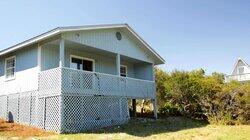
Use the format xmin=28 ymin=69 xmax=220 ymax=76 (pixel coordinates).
xmin=0 ymin=24 xmax=165 ymax=133
xmin=225 ymin=58 xmax=250 ymax=82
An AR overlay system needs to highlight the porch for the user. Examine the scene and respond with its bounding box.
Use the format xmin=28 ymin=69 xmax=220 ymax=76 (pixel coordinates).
xmin=225 ymin=73 xmax=250 ymax=82
xmin=38 ymin=38 xmax=156 ymax=99
xmin=39 ymin=67 xmax=156 ymax=98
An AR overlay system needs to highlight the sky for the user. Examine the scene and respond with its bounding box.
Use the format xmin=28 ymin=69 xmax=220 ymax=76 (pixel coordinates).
xmin=0 ymin=0 xmax=249 ymax=74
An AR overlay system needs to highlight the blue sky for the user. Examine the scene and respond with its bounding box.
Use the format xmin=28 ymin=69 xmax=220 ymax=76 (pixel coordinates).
xmin=0 ymin=0 xmax=249 ymax=74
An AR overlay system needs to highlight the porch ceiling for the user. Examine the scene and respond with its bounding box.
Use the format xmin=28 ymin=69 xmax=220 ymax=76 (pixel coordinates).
xmin=46 ymin=39 xmax=117 ymax=58
xmin=45 ymin=39 xmax=152 ymax=64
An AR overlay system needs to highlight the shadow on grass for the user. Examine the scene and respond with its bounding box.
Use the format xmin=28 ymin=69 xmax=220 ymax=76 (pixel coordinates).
xmin=84 ymin=117 xmax=208 ymax=137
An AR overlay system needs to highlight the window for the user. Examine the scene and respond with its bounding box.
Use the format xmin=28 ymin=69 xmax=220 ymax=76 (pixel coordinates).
xmin=120 ymin=65 xmax=127 ymax=77
xmin=238 ymin=66 xmax=244 ymax=74
xmin=5 ymin=56 xmax=16 ymax=79
xmin=116 ymin=32 xmax=122 ymax=41
xmin=70 ymin=55 xmax=95 ymax=89
xmin=70 ymin=56 xmax=94 ymax=71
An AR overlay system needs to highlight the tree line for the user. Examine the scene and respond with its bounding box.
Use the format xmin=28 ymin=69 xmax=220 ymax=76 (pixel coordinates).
xmin=155 ymin=68 xmax=250 ymax=125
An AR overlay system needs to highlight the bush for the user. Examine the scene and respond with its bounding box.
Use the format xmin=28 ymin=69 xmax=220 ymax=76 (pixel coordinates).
xmin=155 ymin=68 xmax=250 ymax=125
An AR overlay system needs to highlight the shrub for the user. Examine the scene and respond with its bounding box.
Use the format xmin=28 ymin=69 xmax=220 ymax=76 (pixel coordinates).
xmin=155 ymin=68 xmax=250 ymax=125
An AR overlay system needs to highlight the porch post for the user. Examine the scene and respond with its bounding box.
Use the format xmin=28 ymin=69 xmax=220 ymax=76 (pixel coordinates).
xmin=37 ymin=43 xmax=42 ymax=71
xmin=152 ymin=99 xmax=158 ymax=119
xmin=116 ymin=53 xmax=120 ymax=76
xmin=59 ymin=39 xmax=65 ymax=68
xmin=151 ymin=63 xmax=158 ymax=118
xmin=132 ymin=99 xmax=136 ymax=117
xmin=152 ymin=63 xmax=155 ymax=81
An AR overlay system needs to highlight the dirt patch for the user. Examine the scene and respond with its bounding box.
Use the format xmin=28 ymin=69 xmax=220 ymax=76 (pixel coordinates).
xmin=0 ymin=119 xmax=56 ymax=138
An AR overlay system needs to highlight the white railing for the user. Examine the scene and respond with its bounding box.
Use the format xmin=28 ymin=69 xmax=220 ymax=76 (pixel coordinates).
xmin=225 ymin=73 xmax=250 ymax=82
xmin=39 ymin=67 xmax=156 ymax=99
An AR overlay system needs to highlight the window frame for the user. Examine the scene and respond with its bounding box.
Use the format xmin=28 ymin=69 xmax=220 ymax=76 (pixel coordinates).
xmin=120 ymin=65 xmax=127 ymax=77
xmin=70 ymin=55 xmax=95 ymax=72
xmin=238 ymin=66 xmax=245 ymax=75
xmin=5 ymin=56 xmax=16 ymax=81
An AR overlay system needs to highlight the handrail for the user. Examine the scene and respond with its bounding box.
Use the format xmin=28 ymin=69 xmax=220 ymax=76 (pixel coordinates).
xmin=61 ymin=67 xmax=155 ymax=83
xmin=225 ymin=73 xmax=250 ymax=77
xmin=39 ymin=67 xmax=156 ymax=98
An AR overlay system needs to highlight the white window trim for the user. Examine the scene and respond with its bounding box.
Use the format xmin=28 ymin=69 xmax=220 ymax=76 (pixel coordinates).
xmin=238 ymin=66 xmax=245 ymax=75
xmin=5 ymin=56 xmax=16 ymax=81
xmin=120 ymin=65 xmax=127 ymax=77
xmin=70 ymin=55 xmax=95 ymax=72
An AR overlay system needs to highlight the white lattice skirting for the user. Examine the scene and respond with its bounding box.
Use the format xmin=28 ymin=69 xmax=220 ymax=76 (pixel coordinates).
xmin=0 ymin=91 xmax=37 ymax=127
xmin=0 ymin=68 xmax=156 ymax=133
xmin=0 ymin=92 xmax=129 ymax=133
xmin=61 ymin=95 xmax=129 ymax=133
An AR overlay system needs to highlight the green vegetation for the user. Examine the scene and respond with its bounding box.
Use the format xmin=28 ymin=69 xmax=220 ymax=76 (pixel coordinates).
xmin=38 ymin=117 xmax=249 ymax=140
xmin=1 ymin=117 xmax=249 ymax=140
xmin=155 ymin=68 xmax=250 ymax=125
xmin=1 ymin=68 xmax=249 ymax=140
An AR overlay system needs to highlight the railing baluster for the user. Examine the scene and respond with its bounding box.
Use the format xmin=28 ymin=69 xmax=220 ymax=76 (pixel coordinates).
xmin=39 ymin=67 xmax=155 ymax=98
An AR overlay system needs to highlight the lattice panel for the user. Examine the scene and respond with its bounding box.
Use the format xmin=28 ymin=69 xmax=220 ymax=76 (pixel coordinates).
xmin=60 ymin=68 xmax=156 ymax=99
xmin=44 ymin=96 xmax=61 ymax=132
xmin=30 ymin=95 xmax=37 ymax=126
xmin=37 ymin=98 xmax=45 ymax=129
xmin=61 ymin=95 xmax=129 ymax=133
xmin=19 ymin=93 xmax=31 ymax=125
xmin=61 ymin=69 xmax=98 ymax=95
xmin=0 ymin=96 xmax=8 ymax=119
xmin=7 ymin=94 xmax=19 ymax=122
xmin=0 ymin=92 xmax=38 ymax=126
xmin=39 ymin=68 xmax=61 ymax=95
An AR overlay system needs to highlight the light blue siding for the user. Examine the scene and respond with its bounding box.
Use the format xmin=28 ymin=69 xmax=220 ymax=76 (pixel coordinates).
xmin=62 ymin=28 xmax=155 ymax=63
xmin=16 ymin=46 xmax=38 ymax=72
xmin=134 ymin=63 xmax=153 ymax=81
xmin=65 ymin=48 xmax=117 ymax=75
xmin=0 ymin=58 xmax=4 ymax=77
xmin=42 ymin=45 xmax=59 ymax=71
xmin=42 ymin=45 xmax=152 ymax=80
xmin=0 ymin=45 xmax=39 ymax=94
xmin=121 ymin=60 xmax=135 ymax=78
xmin=0 ymin=45 xmax=38 ymax=74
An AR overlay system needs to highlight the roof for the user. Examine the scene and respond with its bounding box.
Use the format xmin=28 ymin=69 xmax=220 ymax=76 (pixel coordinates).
xmin=0 ymin=24 xmax=165 ymax=64
xmin=231 ymin=57 xmax=250 ymax=74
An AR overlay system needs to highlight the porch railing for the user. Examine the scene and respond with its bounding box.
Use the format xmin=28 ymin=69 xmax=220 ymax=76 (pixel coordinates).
xmin=39 ymin=67 xmax=156 ymax=99
xmin=225 ymin=73 xmax=250 ymax=82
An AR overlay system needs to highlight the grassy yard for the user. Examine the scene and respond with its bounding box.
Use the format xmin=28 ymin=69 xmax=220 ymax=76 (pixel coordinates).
xmin=0 ymin=117 xmax=249 ymax=140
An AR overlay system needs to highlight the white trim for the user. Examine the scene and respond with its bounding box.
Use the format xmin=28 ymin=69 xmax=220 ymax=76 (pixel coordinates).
xmin=237 ymin=66 xmax=245 ymax=74
xmin=120 ymin=65 xmax=127 ymax=77
xmin=59 ymin=39 xmax=65 ymax=68
xmin=0 ymin=29 xmax=60 ymax=56
xmin=116 ymin=54 xmax=120 ymax=76
xmin=5 ymin=56 xmax=16 ymax=81
xmin=62 ymin=67 xmax=155 ymax=83
xmin=230 ymin=58 xmax=250 ymax=75
xmin=0 ymin=24 xmax=165 ymax=64
xmin=125 ymin=25 xmax=165 ymax=63
xmin=70 ymin=55 xmax=95 ymax=72
xmin=37 ymin=44 xmax=42 ymax=71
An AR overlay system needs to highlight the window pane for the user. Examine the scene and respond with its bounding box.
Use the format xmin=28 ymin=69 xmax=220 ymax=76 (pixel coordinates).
xmin=6 ymin=68 xmax=14 ymax=78
xmin=82 ymin=60 xmax=93 ymax=71
xmin=238 ymin=67 xmax=244 ymax=74
xmin=5 ymin=57 xmax=15 ymax=78
xmin=71 ymin=58 xmax=82 ymax=70
xmin=7 ymin=59 xmax=15 ymax=68
xmin=120 ymin=66 xmax=127 ymax=77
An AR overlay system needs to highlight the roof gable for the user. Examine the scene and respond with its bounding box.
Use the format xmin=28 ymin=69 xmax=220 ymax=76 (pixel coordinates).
xmin=0 ymin=24 xmax=165 ymax=64
xmin=231 ymin=58 xmax=250 ymax=75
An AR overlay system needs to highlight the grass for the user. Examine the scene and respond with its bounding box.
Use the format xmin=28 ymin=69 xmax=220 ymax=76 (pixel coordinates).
xmin=0 ymin=117 xmax=249 ymax=140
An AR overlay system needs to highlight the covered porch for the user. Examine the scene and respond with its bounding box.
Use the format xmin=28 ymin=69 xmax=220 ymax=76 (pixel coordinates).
xmin=38 ymin=38 xmax=158 ymax=118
